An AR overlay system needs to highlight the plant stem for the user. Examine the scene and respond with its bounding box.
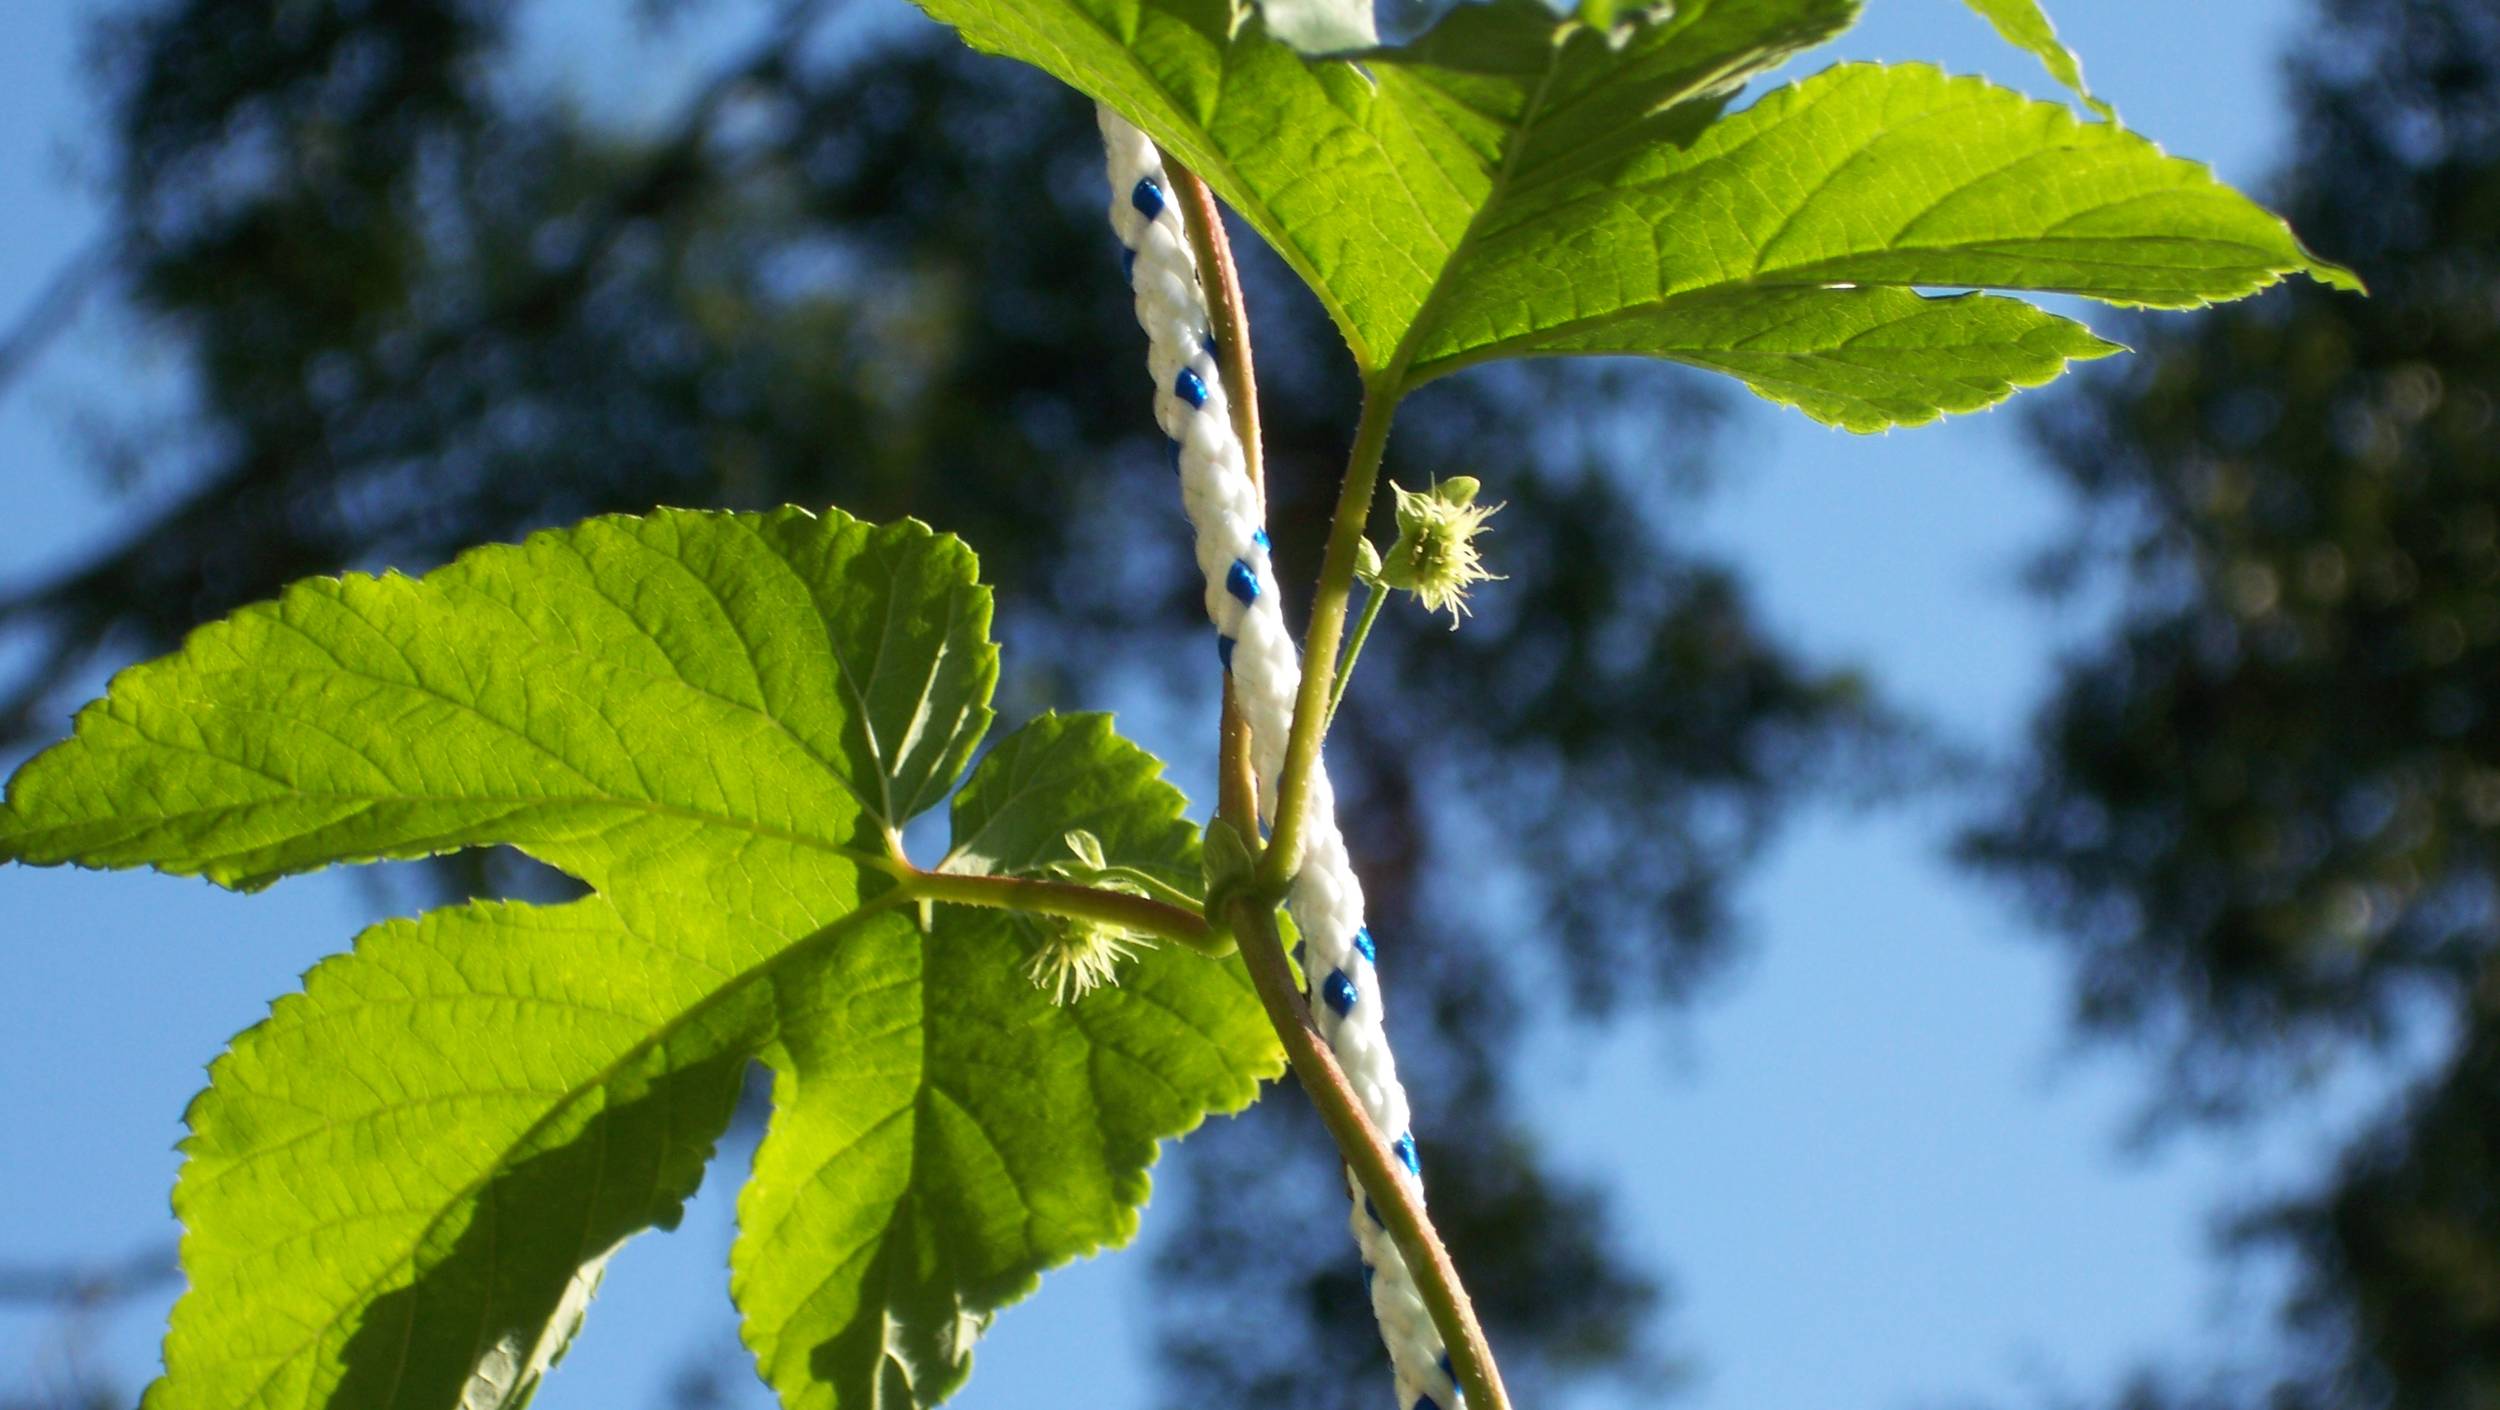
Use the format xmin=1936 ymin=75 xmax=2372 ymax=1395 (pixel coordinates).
xmin=1217 ymin=692 xmax=1261 ymax=837
xmin=1163 ymin=154 xmax=1267 ymax=844
xmin=1258 ymin=384 xmax=1398 ymax=895
xmin=904 ymin=868 xmax=1222 ymax=953
xmin=1166 ymin=161 xmax=1263 ymax=494
xmin=1162 ymin=152 xmax=1509 ymax=1410
xmin=1325 ymin=580 xmax=1386 ymax=732
xmin=1227 ymin=896 xmax=1514 ymax=1410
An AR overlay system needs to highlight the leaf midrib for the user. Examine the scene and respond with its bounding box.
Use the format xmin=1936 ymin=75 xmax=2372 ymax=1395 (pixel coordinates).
xmin=187 ymin=567 xmax=902 ymax=838
xmin=1376 ymin=7 xmax=1864 ymax=389
xmin=7 ymin=786 xmax=900 ymax=880
xmin=1399 ymin=59 xmax=2330 ymax=377
xmin=1377 ymin=37 xmax=1572 ymax=391
xmin=1400 ymin=246 xmax=2216 ymax=384
xmin=530 ymin=520 xmax=901 ymax=831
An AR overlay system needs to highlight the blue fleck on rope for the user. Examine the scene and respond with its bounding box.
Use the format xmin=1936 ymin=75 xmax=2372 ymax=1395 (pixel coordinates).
xmin=1096 ymin=108 xmax=1457 ymax=1410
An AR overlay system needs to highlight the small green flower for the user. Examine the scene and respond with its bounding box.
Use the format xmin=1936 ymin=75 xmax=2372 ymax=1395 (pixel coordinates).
xmin=1020 ymin=915 xmax=1152 ymax=1005
xmin=1377 ymin=476 xmax=1505 ymax=626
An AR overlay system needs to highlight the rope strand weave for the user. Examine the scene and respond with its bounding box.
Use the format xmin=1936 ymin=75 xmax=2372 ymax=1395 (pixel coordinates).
xmin=1096 ymin=108 xmax=1458 ymax=1410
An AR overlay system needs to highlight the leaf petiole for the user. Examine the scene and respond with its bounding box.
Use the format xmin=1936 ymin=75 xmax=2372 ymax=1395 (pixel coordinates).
xmin=1324 ymin=579 xmax=1386 ymax=733
xmin=1259 ymin=384 xmax=1399 ymax=896
xmin=905 ymin=867 xmax=1231 ymax=956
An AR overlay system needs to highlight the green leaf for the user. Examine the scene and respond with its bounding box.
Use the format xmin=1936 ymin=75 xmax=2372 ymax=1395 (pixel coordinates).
xmin=0 ymin=509 xmax=1277 ymax=1410
xmin=156 ymin=894 xmax=773 ymax=1410
xmin=1342 ymin=51 xmax=2366 ymax=391
xmin=910 ymin=0 xmax=2354 ymax=426
xmin=1568 ymin=286 xmax=2124 ymax=433
xmin=911 ymin=0 xmax=1855 ymax=371
xmin=734 ymin=714 xmax=1276 ymax=1408
xmin=939 ymin=710 xmax=1202 ymax=882
xmin=1367 ymin=56 xmax=2363 ymax=421
xmin=1956 ymin=0 xmax=2114 ymax=119
xmin=0 ymin=507 xmax=993 ymax=894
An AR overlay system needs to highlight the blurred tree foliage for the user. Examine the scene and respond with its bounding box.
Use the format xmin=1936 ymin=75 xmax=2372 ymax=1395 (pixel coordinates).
xmin=0 ymin=0 xmax=1887 ymax=1404
xmin=1968 ymin=0 xmax=2500 ymax=1403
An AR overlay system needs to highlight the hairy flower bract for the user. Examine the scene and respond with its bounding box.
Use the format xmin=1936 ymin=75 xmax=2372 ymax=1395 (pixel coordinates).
xmin=1021 ymin=915 xmax=1154 ymax=1004
xmin=1378 ymin=476 xmax=1505 ymax=626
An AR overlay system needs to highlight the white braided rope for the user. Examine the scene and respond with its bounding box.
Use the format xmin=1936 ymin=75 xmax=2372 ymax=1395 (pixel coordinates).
xmin=1096 ymin=109 xmax=1457 ymax=1410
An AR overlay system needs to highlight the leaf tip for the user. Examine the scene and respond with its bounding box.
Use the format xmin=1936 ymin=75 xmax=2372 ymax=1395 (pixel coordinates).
xmin=2075 ymin=329 xmax=2129 ymax=361
xmin=2309 ymin=256 xmax=2368 ymax=296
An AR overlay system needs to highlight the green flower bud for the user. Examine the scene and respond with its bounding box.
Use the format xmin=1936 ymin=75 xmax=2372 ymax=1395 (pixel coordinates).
xmin=1201 ymin=817 xmax=1256 ymax=897
xmin=1377 ymin=477 xmax=1505 ymax=626
xmin=1062 ymin=828 xmax=1107 ymax=873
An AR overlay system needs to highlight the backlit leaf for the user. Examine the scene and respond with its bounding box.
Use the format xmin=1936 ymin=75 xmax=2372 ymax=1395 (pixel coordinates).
xmin=0 ymin=509 xmax=1276 ymax=1410
xmin=1957 ymin=0 xmax=2114 ymax=118
xmin=909 ymin=0 xmax=2353 ymax=426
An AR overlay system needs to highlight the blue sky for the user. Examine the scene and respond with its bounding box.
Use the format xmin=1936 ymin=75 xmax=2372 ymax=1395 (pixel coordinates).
xmin=0 ymin=2 xmax=2378 ymax=1407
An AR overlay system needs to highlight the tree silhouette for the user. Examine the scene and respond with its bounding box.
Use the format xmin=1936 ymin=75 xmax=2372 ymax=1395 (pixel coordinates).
xmin=1970 ymin=0 xmax=2500 ymax=1401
